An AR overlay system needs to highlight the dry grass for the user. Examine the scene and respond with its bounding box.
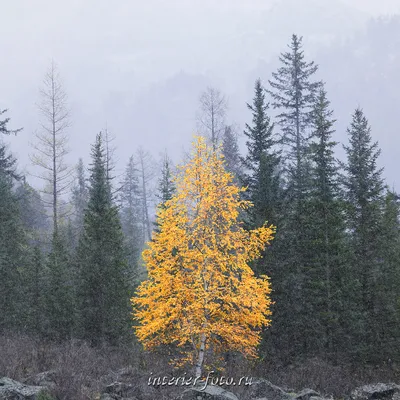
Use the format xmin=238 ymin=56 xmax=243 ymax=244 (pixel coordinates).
xmin=1 ymin=335 xmax=400 ymax=399
xmin=255 ymin=357 xmax=400 ymax=398
xmin=0 ymin=334 xmax=142 ymax=399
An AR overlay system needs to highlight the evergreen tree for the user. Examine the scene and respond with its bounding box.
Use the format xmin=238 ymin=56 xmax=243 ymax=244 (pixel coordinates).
xmin=221 ymin=125 xmax=243 ymax=185
xmin=120 ymin=155 xmax=143 ymax=285
xmin=0 ymin=164 xmax=26 ymax=332
xmin=0 ymin=142 xmax=20 ymax=180
xmin=266 ymin=35 xmax=322 ymax=360
xmin=153 ymin=153 xmax=176 ymax=239
xmin=303 ymin=88 xmax=348 ymax=357
xmin=43 ymin=232 xmax=75 ymax=340
xmin=0 ymin=109 xmax=22 ymax=136
xmin=77 ymin=133 xmax=131 ymax=345
xmin=0 ymin=111 xmax=24 ymax=331
xmin=240 ymin=79 xmax=283 ymax=360
xmin=375 ymin=190 xmax=400 ymax=361
xmin=0 ymin=109 xmax=21 ymax=180
xmin=156 ymin=152 xmax=176 ymax=208
xmin=22 ymin=245 xmax=45 ymax=335
xmin=267 ymin=34 xmax=322 ymax=200
xmin=242 ymin=78 xmax=281 ymax=230
xmin=15 ymin=182 xmax=48 ymax=244
xmin=70 ymin=158 xmax=89 ymax=246
xmin=0 ymin=111 xmax=45 ymax=335
xmin=341 ymin=108 xmax=386 ymax=361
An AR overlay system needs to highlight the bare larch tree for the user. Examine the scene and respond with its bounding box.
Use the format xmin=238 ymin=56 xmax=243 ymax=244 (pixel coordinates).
xmin=137 ymin=147 xmax=156 ymax=244
xmin=197 ymin=87 xmax=228 ymax=150
xmin=30 ymin=61 xmax=72 ymax=236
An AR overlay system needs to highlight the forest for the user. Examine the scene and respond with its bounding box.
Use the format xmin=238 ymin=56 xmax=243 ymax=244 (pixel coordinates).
xmin=1 ymin=30 xmax=400 ymax=400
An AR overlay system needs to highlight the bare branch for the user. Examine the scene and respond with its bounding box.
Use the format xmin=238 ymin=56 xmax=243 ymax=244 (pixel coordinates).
xmin=196 ymin=87 xmax=228 ymax=150
xmin=29 ymin=60 xmax=72 ymax=235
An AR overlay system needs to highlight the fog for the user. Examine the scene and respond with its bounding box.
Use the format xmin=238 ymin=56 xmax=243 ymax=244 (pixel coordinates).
xmin=1 ymin=0 xmax=400 ymax=188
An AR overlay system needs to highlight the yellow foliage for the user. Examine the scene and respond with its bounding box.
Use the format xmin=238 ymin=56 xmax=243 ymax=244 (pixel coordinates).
xmin=131 ymin=136 xmax=275 ymax=370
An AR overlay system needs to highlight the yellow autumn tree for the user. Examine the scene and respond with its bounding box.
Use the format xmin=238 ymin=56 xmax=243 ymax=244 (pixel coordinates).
xmin=132 ymin=136 xmax=275 ymax=377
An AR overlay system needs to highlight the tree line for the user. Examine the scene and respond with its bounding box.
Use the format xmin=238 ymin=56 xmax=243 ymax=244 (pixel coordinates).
xmin=0 ymin=34 xmax=399 ymax=366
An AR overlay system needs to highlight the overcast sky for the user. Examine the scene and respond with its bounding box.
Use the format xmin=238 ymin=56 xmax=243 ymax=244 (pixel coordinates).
xmin=1 ymin=0 xmax=400 ymax=190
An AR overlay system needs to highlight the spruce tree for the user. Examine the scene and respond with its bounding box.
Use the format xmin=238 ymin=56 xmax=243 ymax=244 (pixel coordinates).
xmin=120 ymin=155 xmax=143 ymax=285
xmin=23 ymin=245 xmax=45 ymax=335
xmin=267 ymin=34 xmax=322 ymax=200
xmin=240 ymin=79 xmax=283 ymax=360
xmin=376 ymin=190 xmax=400 ymax=361
xmin=242 ymin=78 xmax=281 ymax=230
xmin=16 ymin=182 xmax=48 ymax=243
xmin=0 ymin=142 xmax=19 ymax=180
xmin=156 ymin=152 xmax=176 ymax=208
xmin=77 ymin=133 xmax=131 ymax=345
xmin=303 ymin=88 xmax=348 ymax=357
xmin=0 ymin=109 xmax=22 ymax=136
xmin=0 ymin=111 xmax=44 ymax=335
xmin=43 ymin=232 xmax=75 ymax=340
xmin=0 ymin=169 xmax=25 ymax=333
xmin=266 ymin=35 xmax=322 ymax=360
xmin=341 ymin=108 xmax=386 ymax=361
xmin=70 ymin=158 xmax=89 ymax=247
xmin=153 ymin=153 xmax=176 ymax=240
xmin=221 ymin=125 xmax=243 ymax=185
xmin=0 ymin=109 xmax=21 ymax=180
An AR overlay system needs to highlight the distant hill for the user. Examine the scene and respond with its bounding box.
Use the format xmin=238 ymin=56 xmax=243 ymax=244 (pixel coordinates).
xmin=102 ymin=14 xmax=400 ymax=190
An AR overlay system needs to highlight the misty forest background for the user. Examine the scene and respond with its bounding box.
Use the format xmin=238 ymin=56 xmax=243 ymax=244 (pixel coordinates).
xmin=1 ymin=9 xmax=400 ymax=381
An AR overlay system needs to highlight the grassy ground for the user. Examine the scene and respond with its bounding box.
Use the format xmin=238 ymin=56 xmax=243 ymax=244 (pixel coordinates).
xmin=1 ymin=334 xmax=399 ymax=399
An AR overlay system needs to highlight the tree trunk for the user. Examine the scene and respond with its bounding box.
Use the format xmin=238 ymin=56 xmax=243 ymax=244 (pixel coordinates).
xmin=195 ymin=333 xmax=206 ymax=378
xmin=52 ymin=68 xmax=58 ymax=236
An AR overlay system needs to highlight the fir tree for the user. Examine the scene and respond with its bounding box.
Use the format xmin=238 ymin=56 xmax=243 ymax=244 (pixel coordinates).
xmin=242 ymin=78 xmax=281 ymax=230
xmin=221 ymin=125 xmax=243 ymax=185
xmin=77 ymin=133 xmax=131 ymax=345
xmin=266 ymin=35 xmax=322 ymax=360
xmin=22 ymin=245 xmax=45 ymax=335
xmin=43 ymin=232 xmax=75 ymax=340
xmin=70 ymin=158 xmax=89 ymax=247
xmin=0 ymin=109 xmax=22 ymax=136
xmin=15 ymin=182 xmax=48 ymax=244
xmin=0 ymin=167 xmax=26 ymax=332
xmin=0 ymin=109 xmax=21 ymax=180
xmin=375 ymin=190 xmax=400 ymax=361
xmin=120 ymin=155 xmax=143 ymax=286
xmin=267 ymin=34 xmax=322 ymax=200
xmin=156 ymin=152 xmax=176 ymax=208
xmin=303 ymin=88 xmax=348 ymax=357
xmin=153 ymin=153 xmax=176 ymax=240
xmin=341 ymin=108 xmax=386 ymax=361
xmin=0 ymin=142 xmax=19 ymax=180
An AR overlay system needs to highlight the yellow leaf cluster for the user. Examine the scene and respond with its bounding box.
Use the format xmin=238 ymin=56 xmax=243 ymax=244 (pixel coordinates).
xmin=131 ymin=136 xmax=275 ymax=368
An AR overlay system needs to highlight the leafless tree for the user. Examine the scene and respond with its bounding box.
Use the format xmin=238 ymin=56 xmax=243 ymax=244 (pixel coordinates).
xmin=196 ymin=87 xmax=228 ymax=150
xmin=30 ymin=61 xmax=72 ymax=235
xmin=137 ymin=147 xmax=156 ymax=244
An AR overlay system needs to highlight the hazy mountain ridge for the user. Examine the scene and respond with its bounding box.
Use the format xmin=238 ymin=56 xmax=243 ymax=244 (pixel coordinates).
xmin=2 ymin=2 xmax=399 ymax=189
